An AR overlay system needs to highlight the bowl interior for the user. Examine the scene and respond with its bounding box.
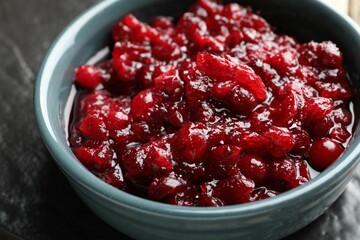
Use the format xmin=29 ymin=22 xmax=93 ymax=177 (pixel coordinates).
xmin=35 ymin=0 xmax=360 ymax=216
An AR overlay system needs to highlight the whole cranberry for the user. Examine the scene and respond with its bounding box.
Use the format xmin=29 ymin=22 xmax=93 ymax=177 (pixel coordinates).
xmin=238 ymin=154 xmax=267 ymax=185
xmin=75 ymin=65 xmax=104 ymax=89
xmin=130 ymin=89 xmax=165 ymax=124
xmin=308 ymin=138 xmax=344 ymax=171
xmin=228 ymin=86 xmax=257 ymax=114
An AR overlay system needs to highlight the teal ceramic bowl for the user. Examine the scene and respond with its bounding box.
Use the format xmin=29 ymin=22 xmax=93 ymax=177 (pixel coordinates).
xmin=34 ymin=0 xmax=360 ymax=239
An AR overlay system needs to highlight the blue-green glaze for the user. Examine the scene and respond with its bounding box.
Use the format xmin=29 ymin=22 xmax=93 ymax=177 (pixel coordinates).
xmin=34 ymin=0 xmax=360 ymax=239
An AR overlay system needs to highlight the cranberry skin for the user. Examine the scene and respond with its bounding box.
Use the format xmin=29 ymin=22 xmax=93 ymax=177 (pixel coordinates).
xmin=185 ymin=76 xmax=212 ymax=106
xmin=307 ymin=116 xmax=334 ymax=138
xmin=248 ymin=187 xmax=277 ymax=202
xmin=112 ymin=21 xmax=129 ymax=42
xmin=112 ymin=41 xmax=151 ymax=82
xmin=317 ymin=81 xmax=352 ymax=100
xmin=130 ymin=89 xmax=165 ymax=124
xmin=225 ymin=30 xmax=244 ymax=48
xmin=299 ymin=41 xmax=343 ymax=68
xmin=291 ymin=128 xmax=310 ymax=154
xmin=227 ymin=86 xmax=257 ymax=114
xmin=266 ymin=157 xmax=299 ymax=192
xmin=73 ymin=147 xmax=94 ymax=169
xmin=104 ymin=111 xmax=130 ymax=132
xmin=174 ymin=161 xmax=206 ymax=181
xmin=78 ymin=115 xmax=109 ymax=141
xmin=211 ymin=81 xmax=236 ymax=101
xmin=249 ymin=106 xmax=273 ymax=133
xmin=148 ymin=173 xmax=187 ymax=201
xmin=166 ymin=101 xmax=190 ymax=127
xmin=330 ymin=127 xmax=351 ymax=143
xmin=154 ymin=69 xmax=184 ymax=100
xmin=98 ymin=167 xmax=124 ymax=189
xmin=75 ymin=65 xmax=104 ymax=89
xmin=80 ymin=91 xmax=110 ymax=115
xmin=206 ymin=145 xmax=241 ymax=178
xmin=152 ymin=41 xmax=182 ymax=62
xmin=122 ymin=142 xmax=172 ymax=185
xmin=269 ymin=51 xmax=298 ymax=77
xmin=302 ymin=97 xmax=334 ymax=123
xmin=196 ymin=52 xmax=266 ymax=102
xmin=197 ymin=192 xmax=223 ymax=207
xmin=238 ymin=154 xmax=267 ymax=185
xmin=122 ymin=146 xmax=149 ymax=185
xmin=174 ymin=123 xmax=208 ymax=162
xmin=150 ymin=17 xmax=174 ymax=33
xmin=121 ymin=14 xmax=159 ymax=43
xmin=131 ymin=122 xmax=152 ymax=143
xmin=271 ymin=92 xmax=298 ymax=127
xmin=147 ymin=145 xmax=173 ymax=178
xmin=289 ymin=159 xmax=311 ymax=188
xmin=242 ymin=127 xmax=296 ymax=158
xmin=332 ymin=108 xmax=352 ymax=125
xmin=198 ymin=0 xmax=223 ymax=15
xmin=213 ymin=174 xmax=255 ymax=204
xmin=74 ymin=144 xmax=113 ymax=172
xmin=308 ymin=138 xmax=344 ymax=171
xmin=198 ymin=181 xmax=224 ymax=206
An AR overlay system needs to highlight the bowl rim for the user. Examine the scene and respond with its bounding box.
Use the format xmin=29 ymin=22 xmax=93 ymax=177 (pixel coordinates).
xmin=34 ymin=0 xmax=360 ymax=218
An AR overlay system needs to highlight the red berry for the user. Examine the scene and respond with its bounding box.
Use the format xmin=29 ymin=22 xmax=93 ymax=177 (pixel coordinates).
xmin=212 ymin=174 xmax=255 ymax=204
xmin=308 ymin=138 xmax=344 ymax=171
xmin=211 ymin=80 xmax=236 ymax=101
xmin=299 ymin=41 xmax=343 ymax=68
xmin=267 ymin=157 xmax=297 ymax=191
xmin=146 ymin=145 xmax=173 ymax=178
xmin=148 ymin=172 xmax=187 ymax=201
xmin=73 ymin=144 xmax=113 ymax=171
xmin=243 ymin=127 xmax=295 ymax=158
xmin=291 ymin=128 xmax=310 ymax=154
xmin=302 ymin=97 xmax=334 ymax=122
xmin=105 ymin=111 xmax=130 ymax=132
xmin=238 ymin=154 xmax=267 ymax=185
xmin=98 ymin=167 xmax=124 ymax=189
xmin=78 ymin=115 xmax=108 ymax=141
xmin=307 ymin=116 xmax=334 ymax=138
xmin=270 ymin=92 xmax=298 ymax=127
xmin=269 ymin=51 xmax=298 ymax=77
xmin=227 ymin=86 xmax=257 ymax=114
xmin=75 ymin=65 xmax=104 ymax=89
xmin=330 ymin=127 xmax=351 ymax=143
xmin=130 ymin=89 xmax=165 ymax=123
xmin=206 ymin=145 xmax=241 ymax=178
xmin=174 ymin=123 xmax=208 ymax=162
xmin=154 ymin=69 xmax=184 ymax=99
xmin=248 ymin=187 xmax=277 ymax=202
xmin=166 ymin=185 xmax=198 ymax=206
xmin=166 ymin=101 xmax=190 ymax=127
xmin=196 ymin=52 xmax=266 ymax=102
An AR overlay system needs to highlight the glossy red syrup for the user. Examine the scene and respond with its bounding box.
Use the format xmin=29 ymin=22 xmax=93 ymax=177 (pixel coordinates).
xmin=69 ymin=0 xmax=354 ymax=206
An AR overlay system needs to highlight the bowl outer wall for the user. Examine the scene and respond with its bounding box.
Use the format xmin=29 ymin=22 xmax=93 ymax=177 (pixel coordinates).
xmin=34 ymin=0 xmax=360 ymax=239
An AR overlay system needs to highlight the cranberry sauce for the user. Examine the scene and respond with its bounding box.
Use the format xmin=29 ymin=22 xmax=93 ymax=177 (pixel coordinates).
xmin=68 ymin=0 xmax=354 ymax=206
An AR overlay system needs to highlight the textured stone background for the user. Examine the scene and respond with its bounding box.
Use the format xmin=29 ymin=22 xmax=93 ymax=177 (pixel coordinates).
xmin=0 ymin=0 xmax=359 ymax=239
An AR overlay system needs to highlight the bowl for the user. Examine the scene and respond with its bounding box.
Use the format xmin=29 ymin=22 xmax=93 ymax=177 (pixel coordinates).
xmin=34 ymin=0 xmax=360 ymax=239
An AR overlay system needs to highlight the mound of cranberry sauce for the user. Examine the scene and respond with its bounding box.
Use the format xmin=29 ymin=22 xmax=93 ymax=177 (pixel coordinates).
xmin=68 ymin=0 xmax=354 ymax=206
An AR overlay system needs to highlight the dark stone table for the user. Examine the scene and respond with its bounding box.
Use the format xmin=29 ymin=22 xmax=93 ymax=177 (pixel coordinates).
xmin=0 ymin=0 xmax=359 ymax=239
